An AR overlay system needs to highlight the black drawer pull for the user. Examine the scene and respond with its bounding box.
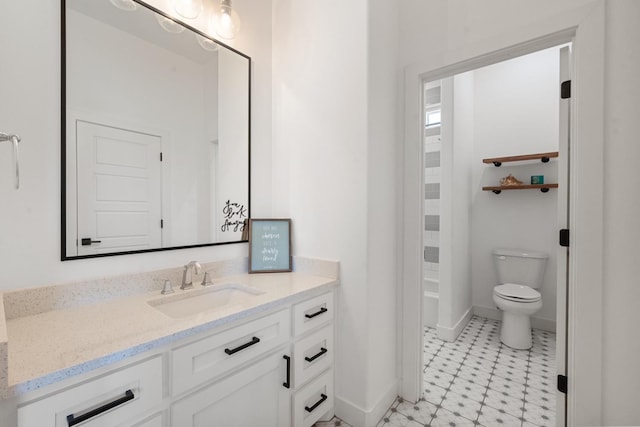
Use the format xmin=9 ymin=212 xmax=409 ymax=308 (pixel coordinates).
xmin=305 ymin=347 xmax=328 ymax=363
xmin=283 ymin=355 xmax=291 ymax=389
xmin=67 ymin=389 xmax=134 ymax=427
xmin=305 ymin=393 xmax=328 ymax=413
xmin=305 ymin=307 xmax=328 ymax=319
xmin=224 ymin=336 xmax=260 ymax=355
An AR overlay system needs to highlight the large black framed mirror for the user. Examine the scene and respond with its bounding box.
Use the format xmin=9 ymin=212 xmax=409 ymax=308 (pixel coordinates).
xmin=61 ymin=0 xmax=250 ymax=260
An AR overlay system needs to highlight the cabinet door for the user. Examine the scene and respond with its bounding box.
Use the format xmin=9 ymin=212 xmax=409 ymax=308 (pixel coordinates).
xmin=172 ymin=352 xmax=290 ymax=427
xmin=18 ymin=357 xmax=163 ymax=427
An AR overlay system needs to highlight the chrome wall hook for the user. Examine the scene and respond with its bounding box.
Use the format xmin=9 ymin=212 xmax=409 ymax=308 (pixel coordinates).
xmin=0 ymin=132 xmax=21 ymax=189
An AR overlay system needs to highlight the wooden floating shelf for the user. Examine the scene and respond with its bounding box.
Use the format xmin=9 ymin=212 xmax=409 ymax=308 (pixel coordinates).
xmin=483 ymin=184 xmax=559 ymax=194
xmin=483 ymin=151 xmax=559 ymax=167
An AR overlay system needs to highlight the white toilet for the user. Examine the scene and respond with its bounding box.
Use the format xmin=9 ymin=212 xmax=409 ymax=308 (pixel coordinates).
xmin=492 ymin=248 xmax=548 ymax=350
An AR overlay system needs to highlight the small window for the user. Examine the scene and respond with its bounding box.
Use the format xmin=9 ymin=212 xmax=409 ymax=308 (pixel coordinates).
xmin=425 ymin=110 xmax=441 ymax=128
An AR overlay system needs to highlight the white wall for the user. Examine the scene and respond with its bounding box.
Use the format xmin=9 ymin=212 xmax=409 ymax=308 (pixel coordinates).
xmin=470 ymin=47 xmax=560 ymax=328
xmin=439 ymin=73 xmax=474 ymax=337
xmin=601 ymin=1 xmax=640 ymax=423
xmin=272 ymin=0 xmax=398 ymax=424
xmin=0 ymin=0 xmax=271 ymax=291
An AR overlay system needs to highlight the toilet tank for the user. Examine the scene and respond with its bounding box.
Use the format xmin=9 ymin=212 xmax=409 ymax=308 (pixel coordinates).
xmin=493 ymin=248 xmax=548 ymax=289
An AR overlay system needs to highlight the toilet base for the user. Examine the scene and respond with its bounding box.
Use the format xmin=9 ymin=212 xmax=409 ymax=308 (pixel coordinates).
xmin=500 ymin=311 xmax=532 ymax=350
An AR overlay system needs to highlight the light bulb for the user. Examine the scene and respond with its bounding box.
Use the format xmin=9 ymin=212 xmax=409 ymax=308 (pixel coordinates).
xmin=109 ymin=0 xmax=137 ymax=11
xmin=173 ymin=0 xmax=203 ymax=19
xmin=196 ymin=34 xmax=219 ymax=52
xmin=156 ymin=14 xmax=185 ymax=33
xmin=214 ymin=0 xmax=241 ymax=39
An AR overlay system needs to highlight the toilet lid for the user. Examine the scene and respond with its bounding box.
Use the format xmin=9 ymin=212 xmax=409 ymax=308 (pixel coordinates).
xmin=495 ymin=283 xmax=541 ymax=301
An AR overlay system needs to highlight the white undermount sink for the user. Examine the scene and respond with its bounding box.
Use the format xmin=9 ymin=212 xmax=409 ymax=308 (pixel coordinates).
xmin=148 ymin=283 xmax=265 ymax=319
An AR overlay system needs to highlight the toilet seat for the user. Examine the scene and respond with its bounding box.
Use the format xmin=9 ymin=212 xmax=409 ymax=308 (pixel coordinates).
xmin=494 ymin=283 xmax=541 ymax=302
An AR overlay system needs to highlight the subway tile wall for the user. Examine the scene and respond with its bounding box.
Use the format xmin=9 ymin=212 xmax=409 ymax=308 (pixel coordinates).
xmin=424 ymin=133 xmax=441 ymax=272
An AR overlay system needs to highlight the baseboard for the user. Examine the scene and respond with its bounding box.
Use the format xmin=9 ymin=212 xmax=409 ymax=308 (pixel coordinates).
xmin=472 ymin=305 xmax=557 ymax=333
xmin=437 ymin=307 xmax=473 ymax=342
xmin=335 ymin=379 xmax=398 ymax=427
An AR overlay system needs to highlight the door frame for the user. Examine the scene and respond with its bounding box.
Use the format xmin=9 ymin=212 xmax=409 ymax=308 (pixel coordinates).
xmin=400 ymin=3 xmax=605 ymax=426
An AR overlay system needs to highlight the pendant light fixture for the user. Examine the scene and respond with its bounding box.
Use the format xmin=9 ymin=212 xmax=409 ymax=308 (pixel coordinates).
xmin=109 ymin=0 xmax=137 ymax=11
xmin=173 ymin=0 xmax=203 ymax=19
xmin=196 ymin=34 xmax=219 ymax=51
xmin=212 ymin=0 xmax=241 ymax=40
xmin=156 ymin=14 xmax=185 ymax=34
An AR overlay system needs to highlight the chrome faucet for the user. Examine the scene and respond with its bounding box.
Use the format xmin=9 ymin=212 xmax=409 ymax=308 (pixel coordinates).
xmin=181 ymin=261 xmax=201 ymax=290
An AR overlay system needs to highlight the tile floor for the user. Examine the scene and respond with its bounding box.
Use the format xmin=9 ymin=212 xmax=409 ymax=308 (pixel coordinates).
xmin=314 ymin=316 xmax=557 ymax=427
xmin=377 ymin=316 xmax=557 ymax=427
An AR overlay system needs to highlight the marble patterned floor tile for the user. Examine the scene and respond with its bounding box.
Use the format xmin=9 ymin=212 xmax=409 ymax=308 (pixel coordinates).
xmin=523 ymin=385 xmax=555 ymax=409
xmin=440 ymin=390 xmax=483 ymax=421
xmin=449 ymin=377 xmax=488 ymax=404
xmin=438 ymin=347 xmax=467 ymax=363
xmin=488 ymin=374 xmax=526 ymax=399
xmin=314 ymin=417 xmax=353 ymax=427
xmin=428 ymin=355 xmax=463 ymax=375
xmin=492 ymin=365 xmax=528 ymax=384
xmin=376 ymin=409 xmax=424 ymax=427
xmin=484 ymin=389 xmax=525 ymax=419
xmin=477 ymin=404 xmax=523 ymax=427
xmin=523 ymin=401 xmax=555 ymax=427
xmin=423 ymin=383 xmax=448 ymax=405
xmin=457 ymin=365 xmax=492 ymax=384
xmin=430 ymin=407 xmax=476 ymax=427
xmin=467 ymin=345 xmax=499 ymax=361
xmin=463 ymin=354 xmax=496 ymax=373
xmin=395 ymin=398 xmax=437 ymax=425
xmin=424 ymin=366 xmax=456 ymax=389
xmin=377 ymin=318 xmax=558 ymax=427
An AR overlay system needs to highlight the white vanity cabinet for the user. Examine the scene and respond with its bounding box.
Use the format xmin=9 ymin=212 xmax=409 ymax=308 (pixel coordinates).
xmin=290 ymin=291 xmax=335 ymax=427
xmin=17 ymin=356 xmax=163 ymax=427
xmin=10 ymin=287 xmax=337 ymax=427
xmin=172 ymin=351 xmax=290 ymax=427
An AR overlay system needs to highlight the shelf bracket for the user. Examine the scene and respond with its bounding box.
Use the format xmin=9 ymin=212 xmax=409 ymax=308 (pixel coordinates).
xmin=492 ymin=189 xmax=502 ymax=194
xmin=492 ymin=161 xmax=502 ymax=167
xmin=541 ymin=156 xmax=550 ymax=163
xmin=541 ymin=188 xmax=549 ymax=193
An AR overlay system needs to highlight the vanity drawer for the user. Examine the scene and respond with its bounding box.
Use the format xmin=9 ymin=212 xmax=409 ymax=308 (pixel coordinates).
xmin=172 ymin=309 xmax=290 ymax=395
xmin=293 ymin=292 xmax=334 ymax=336
xmin=293 ymin=368 xmax=334 ymax=427
xmin=293 ymin=325 xmax=333 ymax=388
xmin=17 ymin=356 xmax=163 ymax=427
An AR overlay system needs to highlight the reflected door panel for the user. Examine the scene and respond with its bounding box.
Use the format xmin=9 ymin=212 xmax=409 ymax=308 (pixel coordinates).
xmin=76 ymin=120 xmax=162 ymax=256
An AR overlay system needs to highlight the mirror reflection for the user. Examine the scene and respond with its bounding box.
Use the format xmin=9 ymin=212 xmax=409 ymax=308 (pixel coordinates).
xmin=63 ymin=0 xmax=250 ymax=259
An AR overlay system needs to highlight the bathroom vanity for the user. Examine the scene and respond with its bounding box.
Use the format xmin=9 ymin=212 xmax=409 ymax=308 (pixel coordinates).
xmin=0 ymin=258 xmax=338 ymax=427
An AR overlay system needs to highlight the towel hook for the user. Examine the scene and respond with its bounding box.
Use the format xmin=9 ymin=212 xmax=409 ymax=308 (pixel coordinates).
xmin=0 ymin=132 xmax=21 ymax=189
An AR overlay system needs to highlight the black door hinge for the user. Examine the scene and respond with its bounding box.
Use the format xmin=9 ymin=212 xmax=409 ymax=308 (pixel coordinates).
xmin=561 ymin=80 xmax=571 ymax=99
xmin=160 ymin=152 xmax=163 ymax=161
xmin=559 ymin=229 xmax=570 ymax=247
xmin=558 ymin=374 xmax=568 ymax=394
xmin=160 ymin=219 xmax=164 ymax=228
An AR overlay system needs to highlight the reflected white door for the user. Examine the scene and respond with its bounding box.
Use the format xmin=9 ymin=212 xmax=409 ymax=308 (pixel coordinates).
xmin=76 ymin=120 xmax=162 ymax=255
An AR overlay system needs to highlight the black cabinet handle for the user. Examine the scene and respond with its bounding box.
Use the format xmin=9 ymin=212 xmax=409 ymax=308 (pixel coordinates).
xmin=305 ymin=307 xmax=328 ymax=319
xmin=305 ymin=393 xmax=328 ymax=413
xmin=305 ymin=347 xmax=328 ymax=363
xmin=81 ymin=238 xmax=102 ymax=246
xmin=67 ymin=389 xmax=134 ymax=426
xmin=224 ymin=336 xmax=260 ymax=355
xmin=283 ymin=355 xmax=291 ymax=389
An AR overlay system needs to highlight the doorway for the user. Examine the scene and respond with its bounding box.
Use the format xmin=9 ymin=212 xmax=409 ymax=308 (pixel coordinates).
xmin=397 ymin=42 xmax=572 ymax=427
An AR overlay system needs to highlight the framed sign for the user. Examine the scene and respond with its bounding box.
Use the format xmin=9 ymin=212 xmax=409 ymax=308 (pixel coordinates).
xmin=248 ymin=219 xmax=292 ymax=273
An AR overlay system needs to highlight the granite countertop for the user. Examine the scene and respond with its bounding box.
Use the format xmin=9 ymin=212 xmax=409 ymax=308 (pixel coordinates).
xmin=0 ymin=257 xmax=338 ymax=399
